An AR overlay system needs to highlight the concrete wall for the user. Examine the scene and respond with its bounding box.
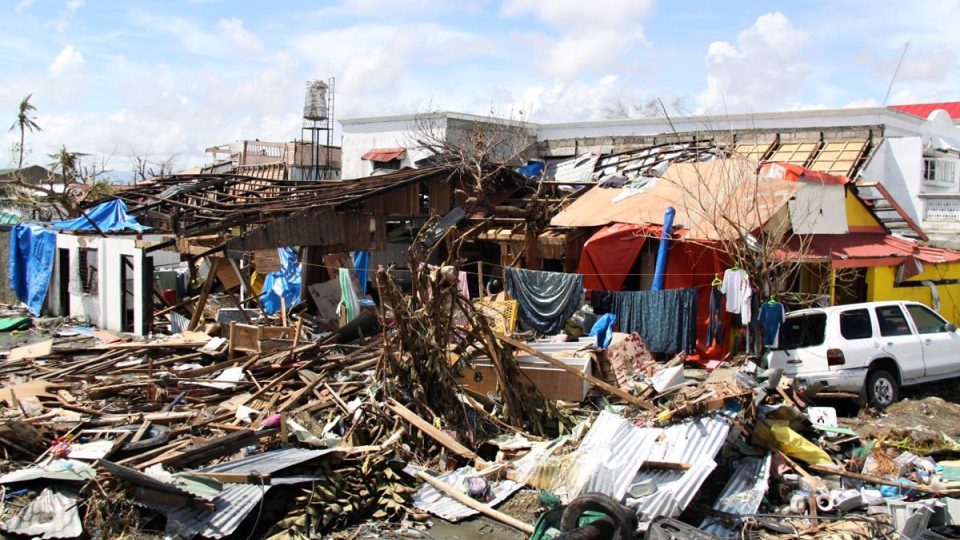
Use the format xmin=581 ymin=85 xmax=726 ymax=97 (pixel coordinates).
xmin=862 ymin=137 xmax=925 ymax=221
xmin=867 ymin=263 xmax=960 ymax=326
xmin=48 ymin=235 xmax=180 ymax=335
xmin=340 ymin=117 xmax=441 ymax=179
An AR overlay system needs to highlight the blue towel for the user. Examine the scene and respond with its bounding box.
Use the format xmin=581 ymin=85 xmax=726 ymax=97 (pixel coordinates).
xmin=505 ymin=267 xmax=583 ymax=335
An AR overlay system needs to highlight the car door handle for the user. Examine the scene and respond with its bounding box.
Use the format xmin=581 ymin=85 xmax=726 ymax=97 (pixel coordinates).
xmin=886 ymin=342 xmax=894 ymax=347
xmin=925 ymin=338 xmax=932 ymax=345
xmin=787 ymin=360 xmax=802 ymax=365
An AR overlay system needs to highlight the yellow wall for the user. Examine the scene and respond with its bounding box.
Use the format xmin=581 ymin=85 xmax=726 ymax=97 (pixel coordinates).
xmin=866 ymin=264 xmax=960 ymax=324
xmin=844 ymin=191 xmax=885 ymax=231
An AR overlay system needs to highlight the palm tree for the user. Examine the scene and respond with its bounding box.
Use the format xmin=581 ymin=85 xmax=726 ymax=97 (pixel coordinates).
xmin=9 ymin=94 xmax=40 ymax=171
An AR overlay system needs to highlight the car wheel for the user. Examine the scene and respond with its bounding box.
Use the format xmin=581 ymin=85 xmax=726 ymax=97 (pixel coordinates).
xmin=867 ymin=369 xmax=899 ymax=409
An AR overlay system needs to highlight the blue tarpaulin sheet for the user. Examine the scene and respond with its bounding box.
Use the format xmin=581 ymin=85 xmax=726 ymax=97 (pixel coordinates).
xmin=8 ymin=199 xmax=148 ymax=316
xmin=259 ymin=247 xmax=301 ymax=315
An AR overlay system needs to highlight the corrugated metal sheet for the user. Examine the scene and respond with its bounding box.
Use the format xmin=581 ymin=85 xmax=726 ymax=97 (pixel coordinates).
xmin=550 ymin=153 xmax=598 ymax=183
xmin=631 ymin=460 xmax=718 ymax=527
xmin=700 ymin=453 xmax=772 ymax=537
xmin=557 ymin=413 xmax=731 ymax=504
xmin=411 ymin=466 xmax=523 ymax=522
xmin=166 ymin=483 xmax=268 ymax=539
xmin=890 ymin=102 xmax=960 ymax=120
xmin=199 ymin=447 xmax=337 ymax=475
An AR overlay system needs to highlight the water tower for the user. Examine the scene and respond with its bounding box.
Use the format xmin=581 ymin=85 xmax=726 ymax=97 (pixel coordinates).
xmin=301 ymin=77 xmax=335 ymax=180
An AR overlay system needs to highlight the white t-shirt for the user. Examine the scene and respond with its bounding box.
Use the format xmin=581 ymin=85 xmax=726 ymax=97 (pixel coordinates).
xmin=720 ymin=268 xmax=752 ymax=321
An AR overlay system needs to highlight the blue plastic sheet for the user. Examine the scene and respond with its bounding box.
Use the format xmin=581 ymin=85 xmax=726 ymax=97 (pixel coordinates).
xmin=9 ymin=224 xmax=57 ymax=316
xmin=518 ymin=162 xmax=545 ymax=178
xmin=259 ymin=247 xmax=301 ymax=315
xmin=8 ymin=199 xmax=149 ymax=316
xmin=49 ymin=199 xmax=149 ymax=232
xmin=588 ymin=313 xmax=617 ymax=348
xmin=352 ymin=251 xmax=369 ymax=297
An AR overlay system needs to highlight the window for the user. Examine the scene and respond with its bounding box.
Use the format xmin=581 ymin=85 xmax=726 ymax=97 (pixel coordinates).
xmin=777 ymin=313 xmax=827 ymax=349
xmin=372 ymin=159 xmax=401 ymax=171
xmin=840 ymin=309 xmax=873 ymax=340
xmin=875 ymin=305 xmax=912 ymax=337
xmin=906 ymin=304 xmax=949 ymax=334
xmin=923 ymin=157 xmax=957 ymax=187
xmin=78 ymin=248 xmax=98 ymax=295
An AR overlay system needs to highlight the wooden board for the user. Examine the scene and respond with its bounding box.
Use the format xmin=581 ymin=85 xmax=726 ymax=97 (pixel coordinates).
xmin=461 ymin=355 xmax=592 ymax=402
xmin=9 ymin=339 xmax=54 ymax=361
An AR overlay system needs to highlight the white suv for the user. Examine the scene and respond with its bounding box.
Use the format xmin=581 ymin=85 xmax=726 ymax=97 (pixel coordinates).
xmin=766 ymin=301 xmax=960 ymax=408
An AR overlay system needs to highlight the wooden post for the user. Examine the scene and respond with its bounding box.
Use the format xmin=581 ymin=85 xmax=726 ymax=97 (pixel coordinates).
xmin=477 ymin=261 xmax=484 ymax=298
xmin=829 ymin=264 xmax=837 ymax=306
xmin=187 ymin=259 xmax=220 ymax=331
xmin=415 ymin=471 xmax=534 ymax=534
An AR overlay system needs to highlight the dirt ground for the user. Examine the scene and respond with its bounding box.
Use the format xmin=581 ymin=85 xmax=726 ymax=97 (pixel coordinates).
xmin=839 ymin=379 xmax=960 ymax=445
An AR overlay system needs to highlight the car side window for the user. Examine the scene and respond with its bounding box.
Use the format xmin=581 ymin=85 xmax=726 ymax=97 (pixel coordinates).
xmin=906 ymin=305 xmax=949 ymax=334
xmin=840 ymin=309 xmax=872 ymax=340
xmin=875 ymin=305 xmax=913 ymax=337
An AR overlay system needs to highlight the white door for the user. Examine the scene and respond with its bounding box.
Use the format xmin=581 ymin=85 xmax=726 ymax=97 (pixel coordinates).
xmin=873 ymin=305 xmax=924 ymax=381
xmin=905 ymin=304 xmax=960 ymax=378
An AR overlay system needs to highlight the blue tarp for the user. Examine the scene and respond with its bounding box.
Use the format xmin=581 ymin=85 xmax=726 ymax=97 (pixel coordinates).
xmin=9 ymin=224 xmax=57 ymax=316
xmin=352 ymin=251 xmax=369 ymax=297
xmin=518 ymin=162 xmax=545 ymax=178
xmin=8 ymin=199 xmax=149 ymax=316
xmin=259 ymin=247 xmax=301 ymax=315
xmin=49 ymin=199 xmax=149 ymax=232
xmin=588 ymin=313 xmax=617 ymax=348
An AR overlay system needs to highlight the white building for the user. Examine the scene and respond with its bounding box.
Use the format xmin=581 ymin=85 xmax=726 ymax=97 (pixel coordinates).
xmin=340 ymin=103 xmax=960 ymax=248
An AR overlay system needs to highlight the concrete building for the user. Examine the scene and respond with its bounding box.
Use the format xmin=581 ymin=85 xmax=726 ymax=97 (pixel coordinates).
xmin=340 ymin=103 xmax=960 ymax=248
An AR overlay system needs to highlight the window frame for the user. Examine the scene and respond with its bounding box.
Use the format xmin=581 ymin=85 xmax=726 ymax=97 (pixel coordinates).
xmin=905 ymin=304 xmax=950 ymax=334
xmin=839 ymin=308 xmax=873 ymax=340
xmin=922 ymin=156 xmax=958 ymax=188
xmin=874 ymin=305 xmax=914 ymax=337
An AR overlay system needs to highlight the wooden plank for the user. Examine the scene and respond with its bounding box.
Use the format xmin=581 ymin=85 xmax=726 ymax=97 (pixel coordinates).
xmin=495 ymin=334 xmax=655 ymax=410
xmin=9 ymin=340 xmax=54 ymax=362
xmin=387 ymin=399 xmax=483 ymax=465
xmin=808 ymin=463 xmax=946 ymax=495
xmin=415 ymin=471 xmax=534 ymax=534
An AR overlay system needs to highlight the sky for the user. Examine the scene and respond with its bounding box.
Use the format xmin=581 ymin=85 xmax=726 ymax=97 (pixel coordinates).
xmin=2 ymin=0 xmax=960 ymax=174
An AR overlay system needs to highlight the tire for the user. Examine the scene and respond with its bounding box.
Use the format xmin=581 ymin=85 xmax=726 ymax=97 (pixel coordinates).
xmin=866 ymin=369 xmax=899 ymax=409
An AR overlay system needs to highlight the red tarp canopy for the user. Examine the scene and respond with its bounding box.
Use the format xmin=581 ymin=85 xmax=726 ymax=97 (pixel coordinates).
xmin=578 ymin=223 xmax=648 ymax=291
xmin=361 ymin=148 xmax=406 ymax=162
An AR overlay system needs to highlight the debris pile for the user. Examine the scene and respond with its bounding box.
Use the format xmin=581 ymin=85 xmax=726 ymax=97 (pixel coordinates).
xmin=1 ymin=255 xmax=960 ymax=540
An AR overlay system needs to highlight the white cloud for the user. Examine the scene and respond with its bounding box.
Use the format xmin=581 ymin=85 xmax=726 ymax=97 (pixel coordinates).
xmin=217 ymin=18 xmax=262 ymax=52
xmin=501 ymin=0 xmax=653 ymax=28
xmin=65 ymin=0 xmax=84 ymax=14
xmin=502 ymin=0 xmax=653 ymax=79
xmin=49 ymin=44 xmax=84 ymax=76
xmin=15 ymin=0 xmax=35 ymax=12
xmin=698 ymin=12 xmax=809 ymax=112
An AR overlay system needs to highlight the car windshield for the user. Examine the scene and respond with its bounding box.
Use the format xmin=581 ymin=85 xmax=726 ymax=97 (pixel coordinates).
xmin=776 ymin=313 xmax=827 ymax=349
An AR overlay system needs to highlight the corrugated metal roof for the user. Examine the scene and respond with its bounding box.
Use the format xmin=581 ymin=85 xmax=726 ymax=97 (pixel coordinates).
xmin=166 ymin=483 xmax=268 ymax=539
xmin=643 ymin=416 xmax=732 ymax=464
xmin=199 ymin=447 xmax=337 ymax=475
xmin=361 ymin=148 xmax=406 ymax=162
xmin=549 ymin=153 xmax=598 ymax=183
xmin=411 ymin=466 xmax=523 ymax=522
xmin=784 ymin=233 xmax=960 ymax=265
xmin=700 ymin=453 xmax=772 ymax=537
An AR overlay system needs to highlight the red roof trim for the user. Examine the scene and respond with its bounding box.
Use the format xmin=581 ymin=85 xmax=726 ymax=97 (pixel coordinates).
xmin=759 ymin=162 xmax=848 ymax=185
xmin=361 ymin=148 xmax=406 ymax=162
xmin=889 ymin=102 xmax=960 ymax=120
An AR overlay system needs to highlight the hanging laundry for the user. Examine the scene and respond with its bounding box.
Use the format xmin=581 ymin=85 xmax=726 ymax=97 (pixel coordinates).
xmin=706 ymin=287 xmax=724 ymax=348
xmin=338 ymin=267 xmax=360 ymax=323
xmin=457 ymin=271 xmax=471 ymax=299
xmin=504 ymin=267 xmax=584 ymax=335
xmin=589 ymin=290 xmax=614 ymax=314
xmin=759 ymin=300 xmax=786 ymax=347
xmin=608 ymin=288 xmax=699 ymax=354
xmin=720 ymin=268 xmax=752 ymax=322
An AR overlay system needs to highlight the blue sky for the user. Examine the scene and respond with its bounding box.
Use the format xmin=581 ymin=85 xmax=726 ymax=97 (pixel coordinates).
xmin=2 ymin=0 xmax=959 ymax=171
